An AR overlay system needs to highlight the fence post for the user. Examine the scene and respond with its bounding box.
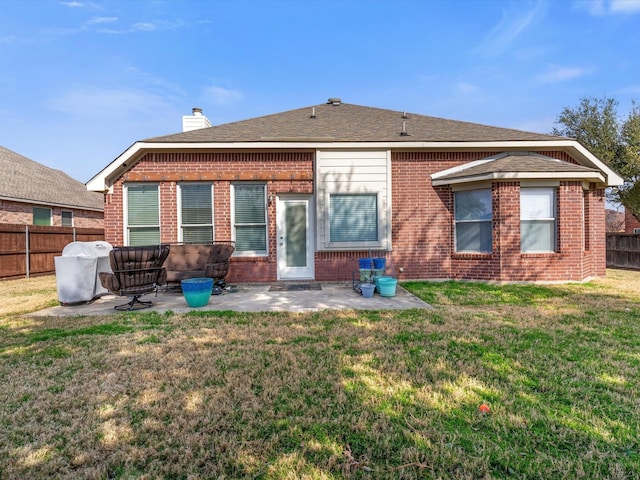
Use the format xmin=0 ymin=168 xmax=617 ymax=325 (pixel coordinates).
xmin=25 ymin=225 xmax=30 ymax=278
xmin=73 ymin=227 xmax=77 ymax=242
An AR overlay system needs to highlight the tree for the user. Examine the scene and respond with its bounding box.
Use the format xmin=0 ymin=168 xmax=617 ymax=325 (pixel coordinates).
xmin=551 ymin=97 xmax=640 ymax=214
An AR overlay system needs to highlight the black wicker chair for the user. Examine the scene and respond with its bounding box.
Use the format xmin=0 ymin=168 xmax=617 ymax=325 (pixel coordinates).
xmin=99 ymin=245 xmax=170 ymax=311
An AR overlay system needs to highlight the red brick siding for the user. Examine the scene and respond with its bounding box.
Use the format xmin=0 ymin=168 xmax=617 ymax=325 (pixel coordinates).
xmin=103 ymin=151 xmax=314 ymax=283
xmin=0 ymin=199 xmax=103 ymax=228
xmin=389 ymin=152 xmax=605 ymax=282
xmin=103 ymin=149 xmax=606 ymax=283
xmin=625 ymin=209 xmax=640 ymax=233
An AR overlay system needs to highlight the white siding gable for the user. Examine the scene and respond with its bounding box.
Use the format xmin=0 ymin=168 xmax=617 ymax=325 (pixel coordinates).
xmin=316 ymin=150 xmax=392 ymax=251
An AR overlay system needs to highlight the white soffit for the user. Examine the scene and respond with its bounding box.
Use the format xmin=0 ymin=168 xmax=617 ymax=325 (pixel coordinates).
xmin=86 ymin=139 xmax=624 ymax=192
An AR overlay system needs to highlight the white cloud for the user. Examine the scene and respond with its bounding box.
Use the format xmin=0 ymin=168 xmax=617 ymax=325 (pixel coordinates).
xmin=611 ymin=0 xmax=640 ymax=12
xmin=203 ymin=86 xmax=243 ymax=106
xmin=575 ymin=0 xmax=640 ymax=15
xmin=535 ymin=65 xmax=590 ymax=83
xmin=60 ymin=1 xmax=102 ymax=10
xmin=476 ymin=0 xmax=546 ymax=57
xmin=86 ymin=16 xmax=118 ymax=26
xmin=132 ymin=22 xmax=157 ymax=32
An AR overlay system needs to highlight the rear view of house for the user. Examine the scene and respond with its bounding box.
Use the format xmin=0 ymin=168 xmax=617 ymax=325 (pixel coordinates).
xmin=87 ymin=99 xmax=622 ymax=283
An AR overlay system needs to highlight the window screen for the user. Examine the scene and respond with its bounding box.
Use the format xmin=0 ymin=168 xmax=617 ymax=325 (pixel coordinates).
xmin=233 ymin=184 xmax=267 ymax=254
xmin=329 ymin=194 xmax=378 ymax=243
xmin=127 ymin=184 xmax=160 ymax=246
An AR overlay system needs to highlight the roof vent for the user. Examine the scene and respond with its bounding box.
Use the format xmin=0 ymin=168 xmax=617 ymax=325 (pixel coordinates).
xmin=327 ymin=97 xmax=342 ymax=106
xmin=400 ymin=121 xmax=410 ymax=136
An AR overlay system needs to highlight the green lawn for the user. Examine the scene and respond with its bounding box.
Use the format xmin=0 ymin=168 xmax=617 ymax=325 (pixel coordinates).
xmin=0 ymin=271 xmax=639 ymax=479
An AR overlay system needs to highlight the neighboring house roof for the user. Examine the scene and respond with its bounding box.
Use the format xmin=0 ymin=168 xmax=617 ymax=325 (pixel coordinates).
xmin=87 ymin=99 xmax=624 ymax=192
xmin=432 ymin=152 xmax=605 ymax=185
xmin=0 ymin=146 xmax=103 ymax=211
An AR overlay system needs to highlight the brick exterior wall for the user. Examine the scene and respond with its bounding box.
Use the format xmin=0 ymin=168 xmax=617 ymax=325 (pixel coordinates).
xmin=625 ymin=209 xmax=640 ymax=233
xmin=103 ymin=149 xmax=607 ymax=283
xmin=0 ymin=199 xmax=103 ymax=228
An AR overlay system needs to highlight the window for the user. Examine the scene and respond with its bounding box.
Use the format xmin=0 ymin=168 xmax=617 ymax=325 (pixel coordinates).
xmin=454 ymin=189 xmax=492 ymax=253
xmin=61 ymin=210 xmax=73 ymax=227
xmin=179 ymin=183 xmax=213 ymax=243
xmin=232 ymin=184 xmax=267 ymax=255
xmin=126 ymin=184 xmax=160 ymax=246
xmin=521 ymin=188 xmax=556 ymax=252
xmin=329 ymin=194 xmax=378 ymax=243
xmin=33 ymin=207 xmax=51 ymax=226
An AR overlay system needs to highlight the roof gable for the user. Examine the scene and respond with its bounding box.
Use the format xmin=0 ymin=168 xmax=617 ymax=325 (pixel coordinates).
xmin=87 ymin=99 xmax=624 ymax=191
xmin=145 ymin=101 xmax=560 ymax=144
xmin=0 ymin=146 xmax=103 ymax=211
xmin=432 ymin=152 xmax=605 ymax=185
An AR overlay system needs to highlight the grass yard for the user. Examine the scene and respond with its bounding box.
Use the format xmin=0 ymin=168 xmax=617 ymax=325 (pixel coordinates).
xmin=1 ymin=271 xmax=639 ymax=479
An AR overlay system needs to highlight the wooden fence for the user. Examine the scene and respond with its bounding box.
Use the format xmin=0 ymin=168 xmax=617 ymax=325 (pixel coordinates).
xmin=606 ymin=233 xmax=640 ymax=270
xmin=0 ymin=224 xmax=105 ymax=279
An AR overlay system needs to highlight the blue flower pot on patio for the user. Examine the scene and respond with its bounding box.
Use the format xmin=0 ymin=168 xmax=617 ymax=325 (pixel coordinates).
xmin=360 ymin=283 xmax=375 ymax=298
xmin=181 ymin=278 xmax=213 ymax=307
xmin=377 ymin=277 xmax=398 ymax=297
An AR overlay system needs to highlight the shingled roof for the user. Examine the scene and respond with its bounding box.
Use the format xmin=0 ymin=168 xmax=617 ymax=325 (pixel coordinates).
xmin=0 ymin=146 xmax=103 ymax=211
xmin=432 ymin=152 xmax=605 ymax=186
xmin=145 ymin=100 xmax=560 ymax=144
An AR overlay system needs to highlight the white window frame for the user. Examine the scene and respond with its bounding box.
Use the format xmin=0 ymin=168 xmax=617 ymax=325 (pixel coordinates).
xmin=453 ymin=188 xmax=493 ymax=253
xmin=61 ymin=210 xmax=74 ymax=227
xmin=327 ymin=192 xmax=381 ymax=248
xmin=231 ymin=183 xmax=268 ymax=256
xmin=520 ymin=187 xmax=557 ymax=253
xmin=123 ymin=183 xmax=160 ymax=246
xmin=177 ymin=183 xmax=214 ymax=243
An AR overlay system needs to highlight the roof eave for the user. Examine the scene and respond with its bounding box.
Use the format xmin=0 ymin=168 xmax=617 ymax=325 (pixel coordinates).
xmin=0 ymin=194 xmax=104 ymax=212
xmin=87 ymin=138 xmax=622 ymax=192
xmin=431 ymin=171 xmax=606 ymax=187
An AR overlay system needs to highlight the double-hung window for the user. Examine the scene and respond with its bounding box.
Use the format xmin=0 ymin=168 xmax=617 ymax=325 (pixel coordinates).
xmin=521 ymin=187 xmax=556 ymax=253
xmin=179 ymin=183 xmax=213 ymax=243
xmin=61 ymin=210 xmax=73 ymax=227
xmin=33 ymin=207 xmax=52 ymax=226
xmin=454 ymin=189 xmax=492 ymax=253
xmin=232 ymin=184 xmax=267 ymax=255
xmin=329 ymin=193 xmax=378 ymax=244
xmin=126 ymin=184 xmax=160 ymax=246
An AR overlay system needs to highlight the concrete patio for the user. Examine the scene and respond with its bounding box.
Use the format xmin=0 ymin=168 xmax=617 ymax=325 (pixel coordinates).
xmin=30 ymin=282 xmax=432 ymax=317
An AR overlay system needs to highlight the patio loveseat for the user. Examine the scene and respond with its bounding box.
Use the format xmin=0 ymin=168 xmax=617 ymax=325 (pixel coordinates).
xmin=163 ymin=242 xmax=235 ymax=287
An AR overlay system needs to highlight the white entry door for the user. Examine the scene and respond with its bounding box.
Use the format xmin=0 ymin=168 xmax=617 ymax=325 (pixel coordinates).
xmin=277 ymin=195 xmax=314 ymax=280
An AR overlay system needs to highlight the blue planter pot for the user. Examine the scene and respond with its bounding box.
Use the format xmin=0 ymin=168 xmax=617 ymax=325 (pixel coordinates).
xmin=181 ymin=278 xmax=213 ymax=307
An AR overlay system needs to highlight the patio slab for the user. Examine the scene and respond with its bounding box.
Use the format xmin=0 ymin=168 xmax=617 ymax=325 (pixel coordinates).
xmin=28 ymin=282 xmax=432 ymax=317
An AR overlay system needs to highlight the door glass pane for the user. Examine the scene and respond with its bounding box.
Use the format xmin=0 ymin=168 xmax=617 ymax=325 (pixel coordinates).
xmin=285 ymin=202 xmax=307 ymax=267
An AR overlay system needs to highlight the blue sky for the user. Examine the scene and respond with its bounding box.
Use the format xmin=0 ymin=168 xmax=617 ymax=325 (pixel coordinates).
xmin=1 ymin=0 xmax=640 ymax=183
